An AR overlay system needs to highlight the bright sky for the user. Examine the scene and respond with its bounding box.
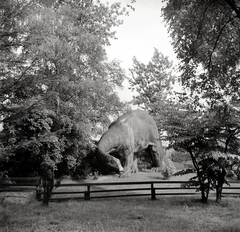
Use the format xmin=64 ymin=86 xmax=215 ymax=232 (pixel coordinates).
xmin=101 ymin=0 xmax=177 ymax=102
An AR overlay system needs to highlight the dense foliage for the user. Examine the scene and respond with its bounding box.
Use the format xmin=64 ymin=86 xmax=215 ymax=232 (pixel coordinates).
xmin=129 ymin=49 xmax=175 ymax=130
xmin=0 ymin=0 xmax=127 ymax=177
xmin=128 ymin=1 xmax=240 ymax=201
xmin=162 ymin=0 xmax=240 ymax=104
xmin=161 ymin=0 xmax=240 ymax=202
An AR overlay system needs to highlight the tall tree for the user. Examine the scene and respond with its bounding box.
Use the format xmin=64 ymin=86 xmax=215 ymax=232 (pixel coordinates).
xmin=164 ymin=96 xmax=240 ymax=202
xmin=129 ymin=49 xmax=175 ymax=129
xmin=161 ymin=0 xmax=240 ymax=202
xmin=129 ymin=49 xmax=177 ymax=176
xmin=0 ymin=0 xmax=127 ymax=177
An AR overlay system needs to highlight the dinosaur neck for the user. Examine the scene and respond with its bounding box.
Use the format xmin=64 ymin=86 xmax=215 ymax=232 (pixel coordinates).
xmin=97 ymin=134 xmax=124 ymax=173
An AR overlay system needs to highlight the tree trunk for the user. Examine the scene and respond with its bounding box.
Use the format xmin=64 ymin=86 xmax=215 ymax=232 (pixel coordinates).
xmin=188 ymin=147 xmax=209 ymax=203
xmin=216 ymin=167 xmax=226 ymax=203
xmin=41 ymin=163 xmax=54 ymax=206
xmin=42 ymin=176 xmax=54 ymax=206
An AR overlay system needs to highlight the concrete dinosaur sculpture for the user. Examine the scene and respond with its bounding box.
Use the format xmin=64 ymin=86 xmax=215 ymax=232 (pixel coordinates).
xmin=96 ymin=110 xmax=165 ymax=176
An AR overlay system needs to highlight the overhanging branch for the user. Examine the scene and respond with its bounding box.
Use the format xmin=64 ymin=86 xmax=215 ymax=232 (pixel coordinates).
xmin=207 ymin=16 xmax=236 ymax=68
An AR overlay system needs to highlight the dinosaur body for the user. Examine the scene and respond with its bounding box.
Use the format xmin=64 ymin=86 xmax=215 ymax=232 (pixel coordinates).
xmin=97 ymin=110 xmax=164 ymax=176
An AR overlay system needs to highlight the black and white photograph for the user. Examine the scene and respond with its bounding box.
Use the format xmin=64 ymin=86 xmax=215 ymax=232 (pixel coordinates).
xmin=1 ymin=0 xmax=240 ymax=231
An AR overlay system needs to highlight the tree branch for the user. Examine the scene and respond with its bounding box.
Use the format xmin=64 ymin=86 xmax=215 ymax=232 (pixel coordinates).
xmin=224 ymin=127 xmax=240 ymax=153
xmin=197 ymin=0 xmax=215 ymax=40
xmin=207 ymin=16 xmax=236 ymax=68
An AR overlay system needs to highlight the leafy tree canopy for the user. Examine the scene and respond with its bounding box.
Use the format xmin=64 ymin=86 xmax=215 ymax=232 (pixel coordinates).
xmin=0 ymin=0 xmax=128 ymax=177
xmin=129 ymin=48 xmax=175 ymax=130
xmin=128 ymin=37 xmax=240 ymax=202
xmin=162 ymin=0 xmax=240 ymax=104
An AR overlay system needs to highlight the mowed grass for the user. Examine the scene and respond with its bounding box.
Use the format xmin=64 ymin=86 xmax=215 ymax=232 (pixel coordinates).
xmin=1 ymin=196 xmax=240 ymax=232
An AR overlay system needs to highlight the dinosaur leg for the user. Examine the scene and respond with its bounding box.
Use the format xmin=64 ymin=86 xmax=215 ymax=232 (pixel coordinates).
xmin=148 ymin=145 xmax=162 ymax=172
xmin=131 ymin=154 xmax=138 ymax=173
xmin=119 ymin=150 xmax=134 ymax=178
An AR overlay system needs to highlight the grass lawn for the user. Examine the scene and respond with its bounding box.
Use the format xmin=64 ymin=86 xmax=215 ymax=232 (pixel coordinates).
xmin=1 ymin=196 xmax=240 ymax=232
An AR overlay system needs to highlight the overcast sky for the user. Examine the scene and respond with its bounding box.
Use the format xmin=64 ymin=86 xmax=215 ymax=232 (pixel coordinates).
xmin=103 ymin=0 xmax=177 ymax=101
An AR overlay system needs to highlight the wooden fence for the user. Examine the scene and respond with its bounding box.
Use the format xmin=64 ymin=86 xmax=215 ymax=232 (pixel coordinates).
xmin=0 ymin=177 xmax=40 ymax=191
xmin=49 ymin=180 xmax=240 ymax=202
xmin=1 ymin=177 xmax=240 ymax=202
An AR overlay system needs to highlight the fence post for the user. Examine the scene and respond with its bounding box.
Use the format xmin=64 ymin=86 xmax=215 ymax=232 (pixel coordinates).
xmin=151 ymin=182 xmax=156 ymax=200
xmin=84 ymin=185 xmax=90 ymax=200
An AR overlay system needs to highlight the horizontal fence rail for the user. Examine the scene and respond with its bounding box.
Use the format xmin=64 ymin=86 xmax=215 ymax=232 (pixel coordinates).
xmin=1 ymin=177 xmax=239 ymax=202
xmin=0 ymin=177 xmax=40 ymax=191
xmin=50 ymin=180 xmax=240 ymax=202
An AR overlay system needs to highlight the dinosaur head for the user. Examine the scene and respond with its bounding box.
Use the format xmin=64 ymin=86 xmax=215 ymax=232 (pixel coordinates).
xmin=96 ymin=149 xmax=124 ymax=173
xmin=108 ymin=156 xmax=124 ymax=173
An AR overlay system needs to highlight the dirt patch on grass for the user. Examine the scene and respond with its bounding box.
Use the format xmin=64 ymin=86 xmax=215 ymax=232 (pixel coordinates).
xmin=82 ymin=169 xmax=195 ymax=183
